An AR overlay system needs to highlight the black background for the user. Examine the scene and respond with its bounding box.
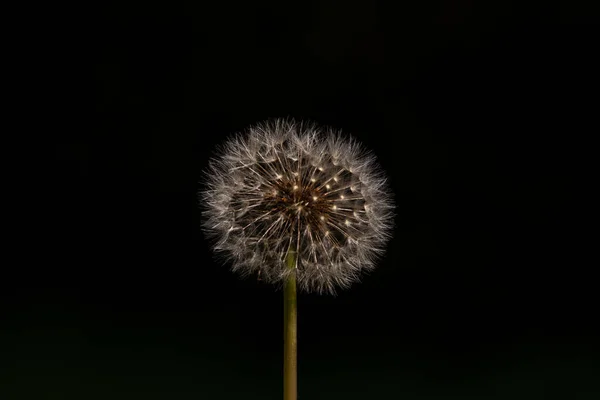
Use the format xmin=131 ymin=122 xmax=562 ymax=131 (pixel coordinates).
xmin=4 ymin=2 xmax=598 ymax=399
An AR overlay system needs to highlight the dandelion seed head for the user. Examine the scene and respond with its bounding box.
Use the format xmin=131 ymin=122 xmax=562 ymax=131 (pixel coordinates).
xmin=200 ymin=118 xmax=395 ymax=295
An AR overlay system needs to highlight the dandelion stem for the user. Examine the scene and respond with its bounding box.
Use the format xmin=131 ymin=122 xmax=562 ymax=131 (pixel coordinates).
xmin=284 ymin=247 xmax=297 ymax=400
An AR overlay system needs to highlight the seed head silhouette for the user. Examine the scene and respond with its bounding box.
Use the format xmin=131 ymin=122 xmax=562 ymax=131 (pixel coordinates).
xmin=200 ymin=119 xmax=394 ymax=295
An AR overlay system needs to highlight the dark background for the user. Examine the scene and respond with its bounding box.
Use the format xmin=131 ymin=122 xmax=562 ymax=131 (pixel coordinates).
xmin=3 ymin=2 xmax=598 ymax=399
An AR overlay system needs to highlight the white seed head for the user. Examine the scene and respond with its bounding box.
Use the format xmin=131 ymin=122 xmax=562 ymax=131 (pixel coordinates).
xmin=199 ymin=119 xmax=395 ymax=295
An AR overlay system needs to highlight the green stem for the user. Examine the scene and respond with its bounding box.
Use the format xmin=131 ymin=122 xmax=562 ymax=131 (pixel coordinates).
xmin=284 ymin=248 xmax=297 ymax=400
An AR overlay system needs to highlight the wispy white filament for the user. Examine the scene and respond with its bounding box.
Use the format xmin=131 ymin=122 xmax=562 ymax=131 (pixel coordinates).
xmin=200 ymin=119 xmax=394 ymax=294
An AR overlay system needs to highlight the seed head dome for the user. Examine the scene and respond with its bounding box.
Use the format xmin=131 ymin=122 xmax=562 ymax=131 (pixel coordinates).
xmin=200 ymin=119 xmax=394 ymax=294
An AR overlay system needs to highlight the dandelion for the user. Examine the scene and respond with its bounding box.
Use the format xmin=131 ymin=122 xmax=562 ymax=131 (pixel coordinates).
xmin=200 ymin=118 xmax=394 ymax=294
xmin=199 ymin=118 xmax=395 ymax=399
